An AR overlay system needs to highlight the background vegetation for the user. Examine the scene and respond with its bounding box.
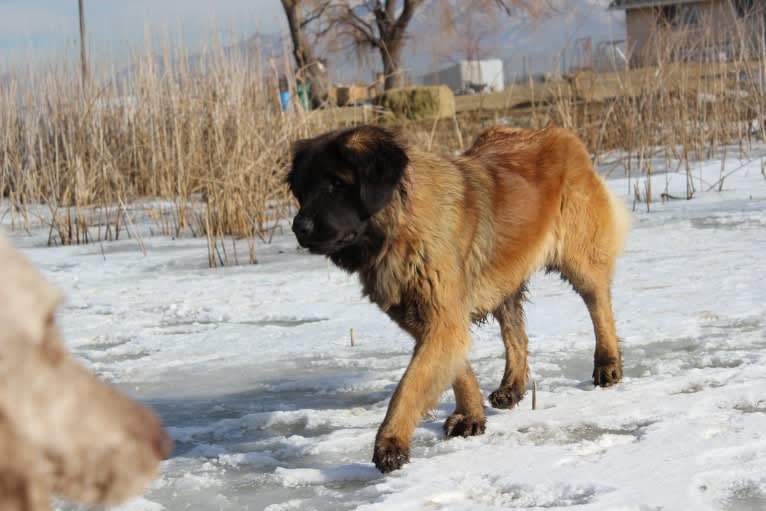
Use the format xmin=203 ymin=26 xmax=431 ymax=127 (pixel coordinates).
xmin=2 ymin=5 xmax=765 ymax=265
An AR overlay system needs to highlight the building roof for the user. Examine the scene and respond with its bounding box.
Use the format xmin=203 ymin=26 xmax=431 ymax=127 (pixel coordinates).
xmin=608 ymin=0 xmax=710 ymax=10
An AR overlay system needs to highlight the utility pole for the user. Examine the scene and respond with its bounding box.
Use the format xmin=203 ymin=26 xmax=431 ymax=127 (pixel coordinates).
xmin=78 ymin=0 xmax=88 ymax=94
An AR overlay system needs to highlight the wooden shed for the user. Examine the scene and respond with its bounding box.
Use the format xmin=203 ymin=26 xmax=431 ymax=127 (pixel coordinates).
xmin=608 ymin=0 xmax=766 ymax=66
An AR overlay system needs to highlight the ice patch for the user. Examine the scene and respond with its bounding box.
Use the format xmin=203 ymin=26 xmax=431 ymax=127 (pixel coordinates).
xmin=264 ymin=500 xmax=305 ymax=511
xmin=272 ymin=464 xmax=381 ymax=487
xmin=111 ymin=497 xmax=166 ymax=511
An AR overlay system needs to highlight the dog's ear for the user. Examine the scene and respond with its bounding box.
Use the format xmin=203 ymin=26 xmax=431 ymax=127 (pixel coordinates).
xmin=288 ymin=138 xmax=312 ymax=174
xmin=286 ymin=138 xmax=313 ymax=194
xmin=291 ymin=138 xmax=312 ymax=163
xmin=339 ymin=126 xmax=408 ymax=216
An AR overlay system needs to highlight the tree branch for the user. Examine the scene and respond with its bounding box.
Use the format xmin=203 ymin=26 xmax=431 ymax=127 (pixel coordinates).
xmin=394 ymin=0 xmax=425 ymax=34
xmin=335 ymin=4 xmax=382 ymax=48
xmin=385 ymin=0 xmax=397 ymax=20
xmin=300 ymin=1 xmax=333 ymax=29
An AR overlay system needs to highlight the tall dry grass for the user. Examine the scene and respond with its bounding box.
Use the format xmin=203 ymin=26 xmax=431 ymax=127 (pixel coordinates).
xmin=0 ymin=36 xmax=334 ymax=265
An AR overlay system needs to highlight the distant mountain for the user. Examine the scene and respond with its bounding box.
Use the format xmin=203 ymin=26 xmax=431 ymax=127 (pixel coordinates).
xmin=109 ymin=31 xmax=284 ymax=88
xmin=405 ymin=0 xmax=625 ymax=79
xmin=323 ymin=0 xmax=625 ymax=83
xmin=231 ymin=31 xmax=285 ymax=61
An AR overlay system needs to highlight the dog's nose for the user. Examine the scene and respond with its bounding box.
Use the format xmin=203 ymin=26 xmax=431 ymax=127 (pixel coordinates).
xmin=153 ymin=426 xmax=174 ymax=460
xmin=293 ymin=216 xmax=314 ymax=239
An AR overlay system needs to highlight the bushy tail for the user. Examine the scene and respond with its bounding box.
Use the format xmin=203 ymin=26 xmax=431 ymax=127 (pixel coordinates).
xmin=603 ymin=180 xmax=631 ymax=256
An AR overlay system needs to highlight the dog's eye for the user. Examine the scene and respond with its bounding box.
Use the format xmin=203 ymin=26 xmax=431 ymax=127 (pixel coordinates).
xmin=328 ymin=177 xmax=346 ymax=193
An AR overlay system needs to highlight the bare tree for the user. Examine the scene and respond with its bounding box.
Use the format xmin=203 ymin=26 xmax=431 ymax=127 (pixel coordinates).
xmin=331 ymin=0 xmax=553 ymax=91
xmin=332 ymin=0 xmax=424 ymax=90
xmin=280 ymin=0 xmax=333 ymax=107
xmin=280 ymin=0 xmax=553 ymax=97
xmin=437 ymin=1 xmax=501 ymax=63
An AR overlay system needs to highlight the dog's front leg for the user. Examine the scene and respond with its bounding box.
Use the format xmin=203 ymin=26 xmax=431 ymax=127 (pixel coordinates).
xmin=373 ymin=314 xmax=470 ymax=473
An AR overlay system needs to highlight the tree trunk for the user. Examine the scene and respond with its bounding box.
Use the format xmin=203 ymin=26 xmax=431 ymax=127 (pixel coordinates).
xmin=381 ymin=40 xmax=404 ymax=90
xmin=281 ymin=0 xmax=329 ymax=107
xmin=300 ymin=61 xmax=329 ymax=109
xmin=374 ymin=0 xmax=423 ymax=90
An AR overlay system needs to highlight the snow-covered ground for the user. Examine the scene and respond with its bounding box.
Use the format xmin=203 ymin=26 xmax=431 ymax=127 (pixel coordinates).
xmin=5 ymin=155 xmax=765 ymax=511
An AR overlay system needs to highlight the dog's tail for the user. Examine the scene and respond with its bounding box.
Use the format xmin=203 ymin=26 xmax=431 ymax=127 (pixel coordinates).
xmin=602 ymin=178 xmax=631 ymax=257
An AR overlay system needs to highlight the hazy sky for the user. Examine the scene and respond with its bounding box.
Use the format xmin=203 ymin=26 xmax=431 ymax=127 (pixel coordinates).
xmin=0 ymin=0 xmax=624 ymax=77
xmin=0 ymin=0 xmax=285 ymax=66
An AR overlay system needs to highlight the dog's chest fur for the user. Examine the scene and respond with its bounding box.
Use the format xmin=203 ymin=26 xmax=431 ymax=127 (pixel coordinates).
xmin=351 ymin=163 xmax=502 ymax=336
xmin=358 ymin=234 xmax=434 ymax=337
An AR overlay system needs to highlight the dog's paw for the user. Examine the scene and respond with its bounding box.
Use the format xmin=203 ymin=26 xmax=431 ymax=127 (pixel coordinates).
xmin=489 ymin=385 xmax=525 ymax=409
xmin=372 ymin=438 xmax=409 ymax=473
xmin=444 ymin=413 xmax=486 ymax=438
xmin=593 ymin=356 xmax=622 ymax=387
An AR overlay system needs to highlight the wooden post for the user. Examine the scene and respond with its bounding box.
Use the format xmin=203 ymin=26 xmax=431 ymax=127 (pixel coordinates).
xmin=78 ymin=0 xmax=88 ymax=94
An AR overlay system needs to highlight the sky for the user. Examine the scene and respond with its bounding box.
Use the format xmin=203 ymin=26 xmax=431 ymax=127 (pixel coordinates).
xmin=0 ymin=0 xmax=624 ymax=80
xmin=0 ymin=0 xmax=284 ymax=67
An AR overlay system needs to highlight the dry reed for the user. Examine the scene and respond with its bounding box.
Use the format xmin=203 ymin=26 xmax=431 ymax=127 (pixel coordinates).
xmin=1 ymin=35 xmax=332 ymax=265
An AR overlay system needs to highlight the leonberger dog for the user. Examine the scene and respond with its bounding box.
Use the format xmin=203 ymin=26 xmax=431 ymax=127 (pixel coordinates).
xmin=287 ymin=124 xmax=629 ymax=473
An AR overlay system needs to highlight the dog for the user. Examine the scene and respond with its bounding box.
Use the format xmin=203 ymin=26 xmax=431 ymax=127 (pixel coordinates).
xmin=0 ymin=234 xmax=173 ymax=510
xmin=287 ymin=124 xmax=629 ymax=473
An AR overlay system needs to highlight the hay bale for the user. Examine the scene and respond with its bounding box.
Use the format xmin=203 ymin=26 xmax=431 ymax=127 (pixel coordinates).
xmin=333 ymin=84 xmax=376 ymax=107
xmin=379 ymin=86 xmax=455 ymax=120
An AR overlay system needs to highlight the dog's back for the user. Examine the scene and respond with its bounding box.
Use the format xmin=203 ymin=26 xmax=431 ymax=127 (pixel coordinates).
xmin=460 ymin=125 xmax=628 ymax=285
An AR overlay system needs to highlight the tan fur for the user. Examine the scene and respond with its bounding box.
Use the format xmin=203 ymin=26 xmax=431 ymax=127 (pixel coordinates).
xmin=345 ymin=128 xmax=379 ymax=151
xmin=355 ymin=126 xmax=629 ymax=470
xmin=0 ymin=234 xmax=172 ymax=510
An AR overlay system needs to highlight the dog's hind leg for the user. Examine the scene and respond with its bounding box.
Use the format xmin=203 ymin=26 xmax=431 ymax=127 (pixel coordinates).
xmin=489 ymin=284 xmax=529 ymax=409
xmin=556 ymin=171 xmax=627 ymax=387
xmin=444 ymin=362 xmax=486 ymax=437
xmin=560 ymin=262 xmax=622 ymax=387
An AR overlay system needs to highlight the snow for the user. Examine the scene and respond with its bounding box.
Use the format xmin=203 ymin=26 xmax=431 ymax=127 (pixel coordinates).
xmin=5 ymin=152 xmax=765 ymax=511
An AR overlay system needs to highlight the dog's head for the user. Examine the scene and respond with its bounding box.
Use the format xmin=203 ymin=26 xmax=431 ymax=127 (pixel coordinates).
xmin=287 ymin=126 xmax=408 ymax=258
xmin=0 ymin=236 xmax=172 ymax=508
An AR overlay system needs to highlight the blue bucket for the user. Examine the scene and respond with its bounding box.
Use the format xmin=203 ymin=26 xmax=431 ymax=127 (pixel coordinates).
xmin=279 ymin=90 xmax=290 ymax=112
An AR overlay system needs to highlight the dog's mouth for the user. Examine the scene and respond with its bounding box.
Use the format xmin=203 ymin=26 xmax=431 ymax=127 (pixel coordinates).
xmin=339 ymin=231 xmax=358 ymax=244
xmin=300 ymin=231 xmax=360 ymax=254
